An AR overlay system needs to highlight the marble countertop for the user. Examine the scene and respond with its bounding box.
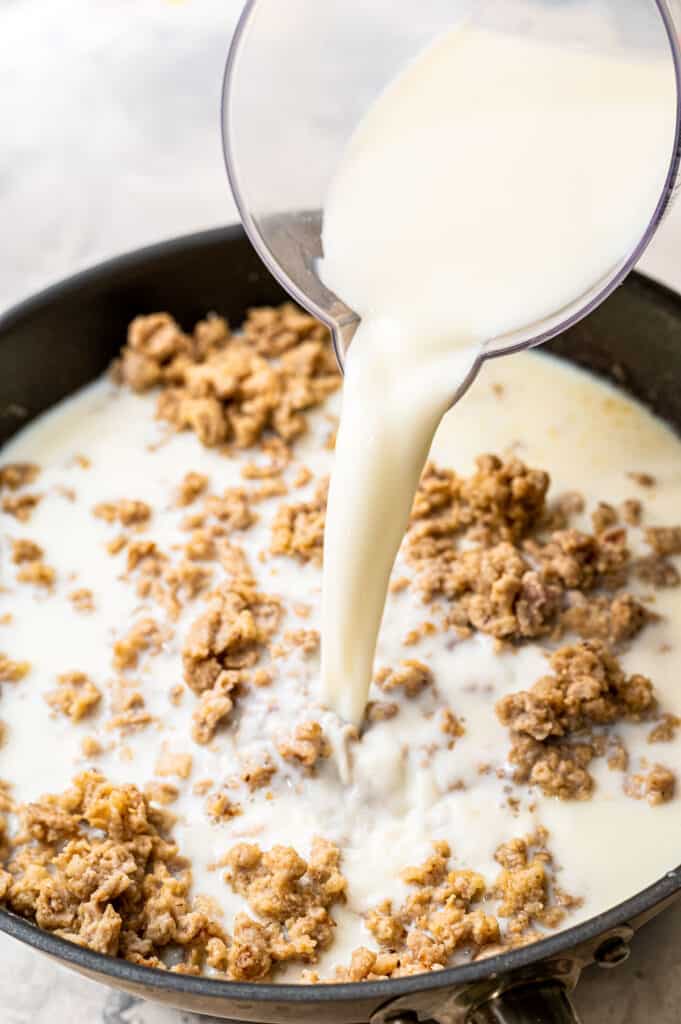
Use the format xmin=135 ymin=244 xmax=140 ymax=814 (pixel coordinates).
xmin=2 ymin=1 xmax=681 ymax=1020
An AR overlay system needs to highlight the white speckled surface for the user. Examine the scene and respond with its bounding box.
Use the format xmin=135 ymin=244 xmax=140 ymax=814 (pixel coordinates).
xmin=1 ymin=1 xmax=681 ymax=1020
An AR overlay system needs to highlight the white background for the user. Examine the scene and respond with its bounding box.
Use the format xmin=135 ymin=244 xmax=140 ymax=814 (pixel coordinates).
xmin=1 ymin=1 xmax=681 ymax=1021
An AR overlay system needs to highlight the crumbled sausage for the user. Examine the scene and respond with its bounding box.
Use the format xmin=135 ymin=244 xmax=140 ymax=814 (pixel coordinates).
xmin=118 ymin=306 xmax=339 ymax=451
xmin=0 ymin=463 xmax=39 ymax=491
xmin=176 ymin=471 xmax=209 ymax=507
xmin=16 ymin=560 xmax=55 ymax=587
xmin=11 ymin=538 xmax=43 ymax=563
xmin=240 ymin=756 xmax=277 ymax=790
xmin=648 ymin=713 xmax=681 ymax=743
xmin=561 ymin=593 xmax=651 ymax=646
xmin=69 ymin=588 xmax=95 ymax=613
xmin=497 ymin=641 xmax=656 ymax=799
xmin=278 ymin=722 xmax=331 ymax=770
xmin=2 ymin=493 xmax=41 ymax=522
xmin=0 ymin=653 xmax=29 ymax=682
xmin=635 ymin=555 xmax=680 ymax=588
xmin=94 ymin=499 xmax=151 ymax=527
xmin=271 ymin=480 xmax=328 ymax=565
xmin=45 ymin=672 xmax=102 ymax=722
xmin=191 ymin=677 xmax=241 ymax=745
xmin=222 ymin=837 xmax=346 ymax=979
xmin=376 ymin=660 xmax=433 ymax=697
xmin=113 ymin=617 xmax=164 ymax=671
xmin=645 ymin=526 xmax=681 ymax=556
xmin=182 ymin=578 xmax=281 ymax=694
xmin=625 ymin=764 xmax=676 ymax=805
xmin=0 ymin=772 xmax=226 ymax=966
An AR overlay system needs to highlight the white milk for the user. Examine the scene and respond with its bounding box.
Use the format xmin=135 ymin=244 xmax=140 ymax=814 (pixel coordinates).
xmin=2 ymin=353 xmax=681 ymax=973
xmin=319 ymin=25 xmax=675 ymax=723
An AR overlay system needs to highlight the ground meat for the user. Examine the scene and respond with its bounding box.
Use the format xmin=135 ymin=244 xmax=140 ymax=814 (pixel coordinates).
xmin=117 ymin=306 xmax=339 ymax=451
xmin=541 ymin=491 xmax=586 ymax=532
xmin=176 ymin=471 xmax=209 ymax=507
xmin=648 ymin=713 xmax=681 ymax=743
xmin=458 ymin=455 xmax=550 ymax=542
xmin=498 ymin=641 xmax=655 ymax=741
xmin=44 ymin=672 xmax=102 ymax=722
xmin=81 ymin=736 xmax=102 ymax=758
xmin=107 ymin=687 xmax=153 ymax=733
xmin=409 ymin=455 xmax=549 ymax=558
xmin=270 ymin=629 xmax=320 ymax=659
xmin=497 ymin=642 xmax=657 ymax=799
xmin=527 ymin=527 xmax=630 ymax=591
xmin=492 ymin=829 xmax=579 ymax=934
xmin=645 ymin=526 xmax=681 ymax=556
xmin=182 ymin=578 xmax=281 ymax=694
xmin=441 ymin=708 xmax=465 ymax=740
xmin=621 ymin=499 xmax=642 ymax=526
xmin=441 ymin=543 xmax=562 ymax=640
xmin=278 ymin=722 xmax=331 ymax=770
xmin=375 ymin=660 xmax=433 ymax=697
xmin=16 ymin=560 xmax=55 ymax=587
xmin=507 ymin=736 xmax=595 ymax=800
xmin=124 ymin=538 xmax=212 ymax=620
xmin=114 ymin=312 xmax=197 ymax=392
xmin=0 ymin=463 xmax=40 ymax=491
xmin=591 ymin=502 xmax=618 ymax=534
xmin=561 ymin=593 xmax=651 ymax=646
xmin=0 ymin=772 xmax=226 ymax=967
xmin=2 ymin=493 xmax=41 ymax=522
xmin=144 ymin=782 xmax=180 ymax=806
xmin=204 ymin=487 xmax=256 ymax=532
xmin=242 ymin=302 xmax=329 ymax=357
xmin=184 ymin=529 xmax=216 ymax=562
xmin=365 ymin=701 xmax=400 ymax=723
xmin=222 ymin=837 xmax=346 ymax=980
xmin=0 ymin=653 xmax=29 ymax=682
xmin=336 ymin=830 xmax=575 ymax=980
xmin=625 ymin=764 xmax=676 ymax=805
xmin=205 ymin=792 xmax=242 ymax=821
xmin=10 ymin=538 xmax=43 ymax=563
xmin=241 ymin=437 xmax=291 ymax=480
xmin=191 ymin=676 xmax=242 ymax=745
xmin=93 ymin=499 xmax=151 ymax=527
xmin=270 ymin=479 xmax=328 ymax=565
xmin=635 ymin=555 xmax=680 ymax=588
xmin=69 ymin=588 xmax=95 ymax=613
xmin=113 ymin=617 xmax=165 ymax=671
xmin=628 ymin=472 xmax=656 ymax=488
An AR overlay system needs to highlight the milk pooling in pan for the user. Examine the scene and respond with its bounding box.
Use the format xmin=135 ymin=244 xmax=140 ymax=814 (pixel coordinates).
xmin=319 ymin=25 xmax=675 ymax=724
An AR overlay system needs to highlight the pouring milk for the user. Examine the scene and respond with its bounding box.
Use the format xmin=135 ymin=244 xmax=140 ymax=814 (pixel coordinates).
xmin=318 ymin=25 xmax=675 ymax=725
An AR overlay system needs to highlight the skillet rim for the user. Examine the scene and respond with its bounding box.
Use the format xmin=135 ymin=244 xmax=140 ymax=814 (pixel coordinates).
xmin=0 ymin=223 xmax=679 ymax=1005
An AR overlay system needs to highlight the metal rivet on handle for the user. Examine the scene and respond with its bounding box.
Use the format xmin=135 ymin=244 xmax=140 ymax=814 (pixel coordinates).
xmin=595 ymin=936 xmax=631 ymax=968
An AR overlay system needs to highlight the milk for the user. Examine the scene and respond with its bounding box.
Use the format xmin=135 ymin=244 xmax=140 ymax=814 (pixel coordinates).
xmin=319 ymin=25 xmax=675 ymax=723
xmin=3 ymin=353 xmax=681 ymax=972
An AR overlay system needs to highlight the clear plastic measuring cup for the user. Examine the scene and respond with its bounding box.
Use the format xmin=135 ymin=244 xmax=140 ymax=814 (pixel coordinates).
xmin=222 ymin=0 xmax=681 ymax=380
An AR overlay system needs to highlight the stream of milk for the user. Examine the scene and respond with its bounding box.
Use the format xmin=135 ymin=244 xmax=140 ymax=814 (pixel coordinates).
xmin=319 ymin=24 xmax=675 ymax=723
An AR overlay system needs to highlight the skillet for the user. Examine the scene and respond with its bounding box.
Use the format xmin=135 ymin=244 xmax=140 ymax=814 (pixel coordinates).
xmin=0 ymin=224 xmax=680 ymax=1023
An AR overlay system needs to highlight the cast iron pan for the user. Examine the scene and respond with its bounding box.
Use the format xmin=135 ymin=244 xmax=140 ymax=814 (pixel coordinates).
xmin=0 ymin=225 xmax=680 ymax=1024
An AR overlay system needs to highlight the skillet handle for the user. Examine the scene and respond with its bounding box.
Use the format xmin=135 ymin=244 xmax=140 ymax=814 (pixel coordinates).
xmin=467 ymin=980 xmax=581 ymax=1024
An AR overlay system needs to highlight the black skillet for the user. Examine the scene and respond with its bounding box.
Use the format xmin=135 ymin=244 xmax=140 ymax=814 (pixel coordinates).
xmin=0 ymin=225 xmax=680 ymax=1024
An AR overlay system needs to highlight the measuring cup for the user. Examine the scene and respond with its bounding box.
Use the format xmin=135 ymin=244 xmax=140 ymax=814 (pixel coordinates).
xmin=222 ymin=0 xmax=681 ymax=380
